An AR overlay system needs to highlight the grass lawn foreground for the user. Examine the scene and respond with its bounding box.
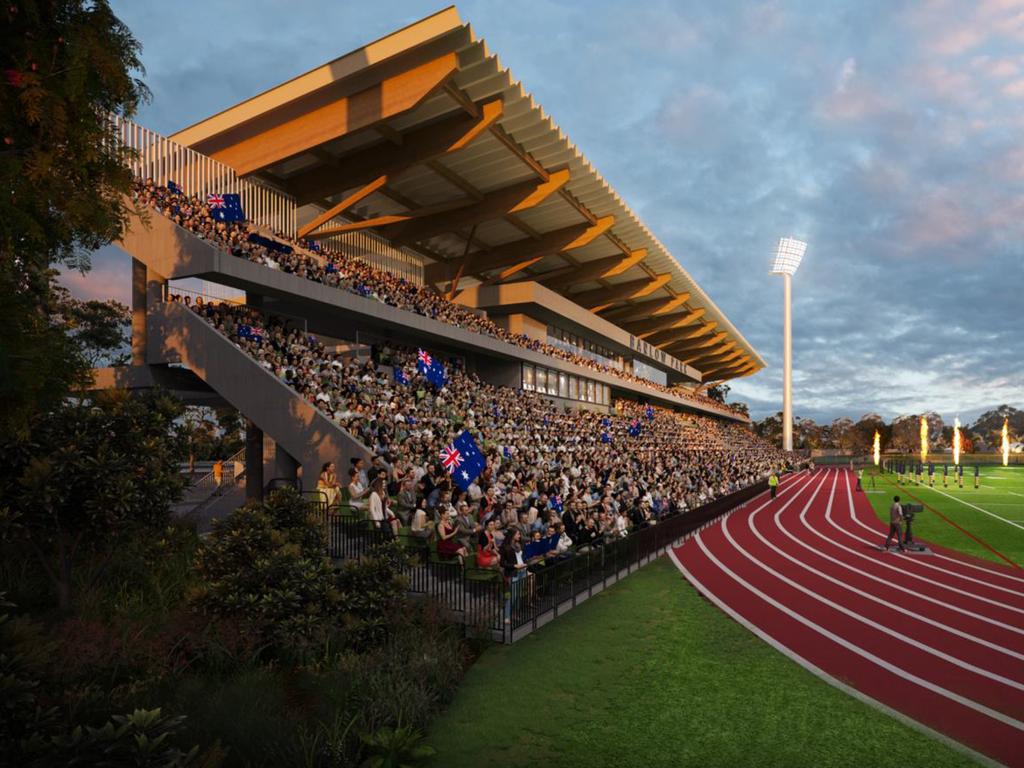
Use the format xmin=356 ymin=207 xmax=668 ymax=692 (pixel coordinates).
xmin=428 ymin=557 xmax=978 ymax=768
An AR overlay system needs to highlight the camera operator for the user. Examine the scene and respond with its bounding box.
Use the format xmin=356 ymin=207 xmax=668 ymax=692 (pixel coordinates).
xmin=884 ymin=495 xmax=907 ymax=553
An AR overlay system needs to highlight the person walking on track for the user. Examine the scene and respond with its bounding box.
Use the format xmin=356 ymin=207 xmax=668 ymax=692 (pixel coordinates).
xmin=885 ymin=495 xmax=907 ymax=552
xmin=856 ymin=468 xmax=863 ymax=491
xmin=768 ymin=471 xmax=779 ymax=500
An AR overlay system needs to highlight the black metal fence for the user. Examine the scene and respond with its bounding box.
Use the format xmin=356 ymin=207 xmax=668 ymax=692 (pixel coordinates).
xmin=306 ymin=480 xmax=770 ymax=643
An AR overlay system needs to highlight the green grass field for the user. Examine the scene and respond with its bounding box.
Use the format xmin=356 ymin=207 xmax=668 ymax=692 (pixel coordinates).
xmin=864 ymin=465 xmax=1024 ymax=567
xmin=427 ymin=558 xmax=977 ymax=768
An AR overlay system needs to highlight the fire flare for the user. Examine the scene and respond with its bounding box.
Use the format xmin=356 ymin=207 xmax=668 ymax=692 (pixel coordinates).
xmin=953 ymin=418 xmax=962 ymax=466
xmin=1003 ymin=418 xmax=1010 ymax=467
xmin=920 ymin=415 xmax=928 ymax=465
xmin=873 ymin=430 xmax=880 ymax=466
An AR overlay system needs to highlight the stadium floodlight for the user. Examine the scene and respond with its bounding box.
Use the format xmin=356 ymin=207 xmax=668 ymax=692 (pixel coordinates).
xmin=771 ymin=237 xmax=807 ymax=452
xmin=770 ymin=237 xmax=807 ymax=276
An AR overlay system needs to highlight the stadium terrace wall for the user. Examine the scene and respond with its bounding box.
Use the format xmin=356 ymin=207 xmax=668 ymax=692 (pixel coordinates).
xmin=118 ymin=209 xmax=748 ymax=423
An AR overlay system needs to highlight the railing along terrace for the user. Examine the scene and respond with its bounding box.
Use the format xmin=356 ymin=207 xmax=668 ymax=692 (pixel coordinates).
xmin=112 ymin=115 xmax=425 ymax=285
xmin=111 ymin=114 xmax=298 ymax=238
xmin=307 ymin=477 xmax=774 ymax=643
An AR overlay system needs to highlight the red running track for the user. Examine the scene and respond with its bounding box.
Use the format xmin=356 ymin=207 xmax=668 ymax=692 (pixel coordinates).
xmin=671 ymin=468 xmax=1024 ymax=766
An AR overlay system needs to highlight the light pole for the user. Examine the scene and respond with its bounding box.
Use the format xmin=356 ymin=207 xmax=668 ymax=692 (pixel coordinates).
xmin=771 ymin=237 xmax=807 ymax=452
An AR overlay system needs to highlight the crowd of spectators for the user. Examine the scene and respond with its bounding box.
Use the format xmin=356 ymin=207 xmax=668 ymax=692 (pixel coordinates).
xmin=172 ymin=296 xmax=794 ymax=571
xmin=136 ymin=179 xmax=746 ymax=418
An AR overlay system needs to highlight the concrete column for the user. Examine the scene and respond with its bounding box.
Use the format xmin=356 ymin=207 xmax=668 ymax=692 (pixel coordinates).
xmin=131 ymin=258 xmax=147 ymax=366
xmin=245 ymin=419 xmax=264 ymax=501
xmin=263 ymin=434 xmax=300 ymax=491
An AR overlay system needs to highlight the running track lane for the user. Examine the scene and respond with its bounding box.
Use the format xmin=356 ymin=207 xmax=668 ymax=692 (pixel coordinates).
xmin=671 ymin=468 xmax=1024 ymax=767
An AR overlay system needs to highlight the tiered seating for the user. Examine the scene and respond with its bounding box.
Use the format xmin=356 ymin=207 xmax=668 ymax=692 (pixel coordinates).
xmin=137 ymin=179 xmax=744 ymax=418
xmin=174 ymin=297 xmax=790 ymax=572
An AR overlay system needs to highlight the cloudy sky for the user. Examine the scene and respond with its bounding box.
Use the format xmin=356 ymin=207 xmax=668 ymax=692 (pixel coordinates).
xmin=69 ymin=0 xmax=1024 ymax=423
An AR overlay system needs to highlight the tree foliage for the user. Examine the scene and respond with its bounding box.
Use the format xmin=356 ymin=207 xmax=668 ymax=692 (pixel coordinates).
xmin=192 ymin=490 xmax=411 ymax=662
xmin=1 ymin=0 xmax=148 ymax=430
xmin=0 ymin=389 xmax=186 ymax=611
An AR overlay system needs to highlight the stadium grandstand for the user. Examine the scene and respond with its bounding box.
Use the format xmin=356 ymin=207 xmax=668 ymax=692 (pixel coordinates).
xmin=104 ymin=7 xmax=792 ymax=635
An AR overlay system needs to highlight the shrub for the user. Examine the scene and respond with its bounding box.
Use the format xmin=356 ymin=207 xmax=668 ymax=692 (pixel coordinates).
xmin=190 ymin=489 xmax=341 ymax=662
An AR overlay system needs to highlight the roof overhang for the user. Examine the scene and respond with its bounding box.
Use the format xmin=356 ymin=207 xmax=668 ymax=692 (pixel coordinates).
xmin=170 ymin=5 xmax=765 ymax=381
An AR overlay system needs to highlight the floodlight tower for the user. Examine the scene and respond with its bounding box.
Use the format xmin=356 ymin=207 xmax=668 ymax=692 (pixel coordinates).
xmin=770 ymin=237 xmax=808 ymax=452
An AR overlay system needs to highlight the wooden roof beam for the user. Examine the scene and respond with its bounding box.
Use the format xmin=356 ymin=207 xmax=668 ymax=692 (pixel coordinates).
xmin=619 ymin=308 xmax=701 ymax=337
xmin=386 ymin=168 xmax=569 ymax=244
xmin=424 ymin=216 xmax=613 ymax=284
xmin=687 ymin=346 xmax=742 ymax=367
xmin=290 ymin=98 xmax=503 ymax=206
xmin=598 ymin=295 xmax=688 ymax=324
xmin=540 ymin=249 xmax=647 ymax=291
xmin=568 ymin=273 xmax=672 ymax=311
xmin=206 ymin=53 xmax=459 ymax=176
xmin=668 ymin=331 xmax=729 ymax=354
xmin=635 ymin=319 xmax=716 ymax=342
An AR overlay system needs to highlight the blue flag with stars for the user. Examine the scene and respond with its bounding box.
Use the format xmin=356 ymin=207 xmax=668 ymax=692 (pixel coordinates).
xmin=416 ymin=349 xmax=447 ymax=388
xmin=393 ymin=367 xmax=409 ymax=385
xmin=208 ymin=193 xmax=245 ymax=222
xmin=645 ymin=406 xmax=655 ymax=421
xmin=600 ymin=431 xmax=611 ymax=444
xmin=439 ymin=430 xmax=486 ymax=492
xmin=628 ymin=419 xmax=642 ymax=437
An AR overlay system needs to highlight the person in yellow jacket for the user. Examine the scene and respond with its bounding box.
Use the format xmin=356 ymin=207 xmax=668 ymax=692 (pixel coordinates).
xmin=768 ymin=471 xmax=779 ymax=500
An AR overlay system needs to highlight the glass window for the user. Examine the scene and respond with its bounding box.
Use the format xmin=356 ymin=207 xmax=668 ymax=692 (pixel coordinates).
xmin=523 ymin=364 xmax=535 ymax=391
xmin=535 ymin=367 xmax=546 ymax=393
xmin=559 ymin=372 xmax=568 ymax=398
xmin=586 ymin=380 xmax=595 ymax=402
xmin=569 ymin=376 xmax=578 ymax=400
xmin=547 ymin=369 xmax=559 ymax=396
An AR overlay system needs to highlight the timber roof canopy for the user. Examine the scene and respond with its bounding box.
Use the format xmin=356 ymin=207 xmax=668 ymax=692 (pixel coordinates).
xmin=171 ymin=6 xmax=764 ymax=382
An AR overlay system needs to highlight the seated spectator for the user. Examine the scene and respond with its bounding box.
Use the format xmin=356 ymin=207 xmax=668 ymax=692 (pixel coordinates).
xmin=410 ymin=499 xmax=433 ymax=542
xmin=347 ymin=468 xmax=368 ymax=511
xmin=476 ymin=518 xmax=500 ymax=570
xmin=317 ymin=461 xmax=341 ymax=507
xmin=436 ymin=510 xmax=468 ymax=565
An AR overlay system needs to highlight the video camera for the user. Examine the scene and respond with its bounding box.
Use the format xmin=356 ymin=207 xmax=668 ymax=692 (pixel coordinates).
xmin=901 ymin=503 xmax=923 ymax=523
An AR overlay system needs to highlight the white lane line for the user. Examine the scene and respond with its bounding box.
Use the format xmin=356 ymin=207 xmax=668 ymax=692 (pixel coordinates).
xmin=845 ymin=478 xmax=1024 ymax=587
xmin=692 ymin=529 xmax=1024 ymax=732
xmin=1010 ymin=492 xmax=1024 ymax=499
xmin=667 ymin=549 xmax=1002 ymax=768
xmin=785 ymin=475 xmax=1024 ymax=635
xmin=928 ymin=486 xmax=1024 ymax=533
xmin=815 ymin=476 xmax=1024 ymax=614
xmin=727 ymin=474 xmax=1024 ymax=690
xmin=751 ymin=476 xmax=1024 ymax=662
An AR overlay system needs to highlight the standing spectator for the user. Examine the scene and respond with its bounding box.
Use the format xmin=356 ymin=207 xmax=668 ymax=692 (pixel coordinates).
xmin=368 ymin=476 xmax=399 ymax=537
xmin=768 ymin=471 xmax=779 ymax=500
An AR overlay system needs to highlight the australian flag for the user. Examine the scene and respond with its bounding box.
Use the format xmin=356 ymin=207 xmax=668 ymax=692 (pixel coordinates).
xmin=550 ymin=494 xmax=564 ymax=513
xmin=628 ymin=419 xmax=642 ymax=437
xmin=167 ymin=179 xmax=183 ymax=195
xmin=440 ymin=430 xmax=486 ymax=492
xmin=416 ymin=349 xmax=446 ymax=388
xmin=208 ymin=193 xmax=245 ymax=222
xmin=601 ymin=417 xmax=611 ymax=427
xmin=600 ymin=431 xmax=611 ymax=444
xmin=645 ymin=405 xmax=655 ymax=421
xmin=393 ymin=367 xmax=409 ymax=385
